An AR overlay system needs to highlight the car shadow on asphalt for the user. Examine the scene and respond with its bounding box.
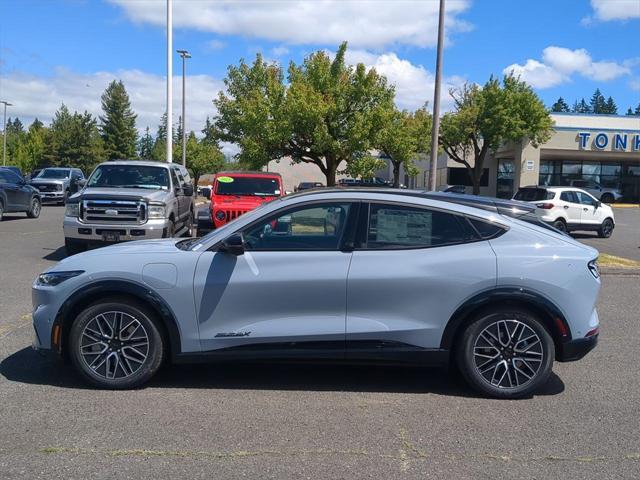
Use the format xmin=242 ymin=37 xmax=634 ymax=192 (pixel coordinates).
xmin=1 ymin=347 xmax=565 ymax=399
xmin=42 ymin=246 xmax=67 ymax=261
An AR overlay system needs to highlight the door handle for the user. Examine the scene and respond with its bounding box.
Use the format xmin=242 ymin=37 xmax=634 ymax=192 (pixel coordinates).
xmin=583 ymin=208 xmax=588 ymax=211
xmin=563 ymin=205 xmax=569 ymax=209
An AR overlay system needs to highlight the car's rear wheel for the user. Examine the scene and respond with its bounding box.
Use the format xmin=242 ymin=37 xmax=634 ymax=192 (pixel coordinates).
xmin=552 ymin=219 xmax=567 ymax=233
xmin=69 ymin=299 xmax=164 ymax=389
xmin=26 ymin=197 xmax=41 ymax=218
xmin=65 ymin=238 xmax=86 ymax=256
xmin=0 ymin=201 xmax=4 ymax=221
xmin=456 ymin=309 xmax=554 ymax=399
xmin=184 ymin=211 xmax=194 ymax=237
xmin=598 ymin=218 xmax=614 ymax=238
xmin=601 ymin=193 xmax=614 ymax=204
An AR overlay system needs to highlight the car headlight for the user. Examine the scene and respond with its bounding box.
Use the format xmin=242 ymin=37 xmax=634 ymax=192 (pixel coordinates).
xmin=65 ymin=202 xmax=80 ymax=217
xmin=36 ymin=270 xmax=84 ymax=286
xmin=215 ymin=210 xmax=226 ymax=221
xmin=588 ymin=259 xmax=600 ymax=279
xmin=148 ymin=203 xmax=166 ymax=219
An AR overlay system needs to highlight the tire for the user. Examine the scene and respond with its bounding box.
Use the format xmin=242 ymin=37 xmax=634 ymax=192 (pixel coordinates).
xmin=59 ymin=190 xmax=69 ymax=206
xmin=26 ymin=197 xmax=41 ymax=218
xmin=164 ymin=218 xmax=176 ymax=238
xmin=184 ymin=211 xmax=194 ymax=237
xmin=68 ymin=298 xmax=165 ymax=389
xmin=65 ymin=238 xmax=87 ymax=256
xmin=601 ymin=193 xmax=614 ymax=204
xmin=0 ymin=201 xmax=4 ymax=221
xmin=598 ymin=218 xmax=614 ymax=238
xmin=552 ymin=219 xmax=567 ymax=233
xmin=456 ymin=309 xmax=555 ymax=399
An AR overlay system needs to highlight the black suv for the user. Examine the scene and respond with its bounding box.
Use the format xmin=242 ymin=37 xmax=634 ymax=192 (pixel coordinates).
xmin=0 ymin=168 xmax=42 ymax=221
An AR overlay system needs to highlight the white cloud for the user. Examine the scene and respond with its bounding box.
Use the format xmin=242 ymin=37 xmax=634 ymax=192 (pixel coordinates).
xmin=504 ymin=46 xmax=632 ymax=89
xmin=345 ymin=50 xmax=466 ymax=110
xmin=108 ymin=0 xmax=472 ymax=49
xmin=205 ymin=39 xmax=226 ymax=51
xmin=503 ymin=59 xmax=567 ymax=89
xmin=588 ymin=0 xmax=640 ymax=21
xmin=270 ymin=46 xmax=290 ymax=57
xmin=0 ymin=68 xmax=222 ymax=135
xmin=630 ymin=78 xmax=640 ymax=91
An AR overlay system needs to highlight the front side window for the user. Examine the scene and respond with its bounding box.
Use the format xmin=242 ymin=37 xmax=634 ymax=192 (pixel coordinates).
xmin=576 ymin=191 xmax=598 ymax=206
xmin=243 ymin=203 xmax=351 ymax=251
xmin=0 ymin=170 xmax=21 ymax=184
xmin=366 ymin=203 xmax=466 ymax=248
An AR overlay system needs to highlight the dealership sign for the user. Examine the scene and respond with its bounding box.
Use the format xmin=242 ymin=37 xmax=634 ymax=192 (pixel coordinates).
xmin=577 ymin=132 xmax=640 ymax=151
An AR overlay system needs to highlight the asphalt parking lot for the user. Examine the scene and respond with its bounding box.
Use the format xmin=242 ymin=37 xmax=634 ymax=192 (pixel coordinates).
xmin=1 ymin=206 xmax=639 ymax=479
xmin=576 ymin=207 xmax=640 ymax=261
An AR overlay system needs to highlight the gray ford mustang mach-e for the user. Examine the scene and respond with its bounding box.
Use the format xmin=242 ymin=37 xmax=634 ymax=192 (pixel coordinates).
xmin=32 ymin=189 xmax=600 ymax=398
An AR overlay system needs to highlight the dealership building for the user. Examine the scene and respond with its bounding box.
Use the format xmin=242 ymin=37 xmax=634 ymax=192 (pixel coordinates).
xmin=265 ymin=113 xmax=640 ymax=201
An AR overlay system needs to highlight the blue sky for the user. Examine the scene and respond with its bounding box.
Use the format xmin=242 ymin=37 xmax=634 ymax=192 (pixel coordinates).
xmin=1 ymin=0 xmax=639 ymax=137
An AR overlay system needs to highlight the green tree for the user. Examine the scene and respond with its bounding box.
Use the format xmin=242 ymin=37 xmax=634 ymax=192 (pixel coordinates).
xmin=590 ymin=88 xmax=607 ymax=114
xmin=626 ymin=107 xmax=635 ymax=116
xmin=636 ymin=103 xmax=640 ymax=115
xmin=343 ymin=153 xmax=387 ymax=180
xmin=185 ymin=132 xmax=225 ymax=188
xmin=13 ymin=124 xmax=47 ymax=173
xmin=375 ymin=105 xmax=431 ymax=187
xmin=214 ymin=42 xmax=395 ymax=186
xmin=604 ymin=96 xmax=618 ymax=114
xmin=30 ymin=118 xmax=44 ymax=131
xmin=46 ymin=103 xmax=105 ymax=173
xmin=138 ymin=126 xmax=155 ymax=159
xmin=551 ymin=97 xmax=570 ymax=112
xmin=99 ymin=80 xmax=138 ymax=159
xmin=572 ymin=98 xmax=591 ymax=113
xmin=440 ymin=74 xmax=553 ymax=195
xmin=201 ymin=116 xmax=219 ymax=145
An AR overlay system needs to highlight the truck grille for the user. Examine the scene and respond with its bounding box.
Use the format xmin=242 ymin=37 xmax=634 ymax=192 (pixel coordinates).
xmin=35 ymin=183 xmax=60 ymax=192
xmin=82 ymin=199 xmax=146 ymax=224
xmin=225 ymin=209 xmax=249 ymax=221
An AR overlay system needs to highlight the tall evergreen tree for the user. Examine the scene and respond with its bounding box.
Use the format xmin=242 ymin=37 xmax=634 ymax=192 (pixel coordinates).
xmin=626 ymin=107 xmax=635 ymax=116
xmin=604 ymin=96 xmax=618 ymax=115
xmin=590 ymin=88 xmax=607 ymax=114
xmin=138 ymin=127 xmax=155 ymax=159
xmin=99 ymin=80 xmax=138 ymax=159
xmin=551 ymin=97 xmax=570 ymax=112
xmin=30 ymin=118 xmax=44 ymax=131
xmin=635 ymin=103 xmax=640 ymax=115
xmin=573 ymin=98 xmax=591 ymax=113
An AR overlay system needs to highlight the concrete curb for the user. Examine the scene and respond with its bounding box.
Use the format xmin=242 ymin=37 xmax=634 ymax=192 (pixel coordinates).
xmin=612 ymin=204 xmax=640 ymax=208
xmin=600 ymin=267 xmax=640 ymax=276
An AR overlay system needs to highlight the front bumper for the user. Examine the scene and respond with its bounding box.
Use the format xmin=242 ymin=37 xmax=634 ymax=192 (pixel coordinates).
xmin=63 ymin=215 xmax=170 ymax=241
xmin=38 ymin=191 xmax=65 ymax=203
xmin=557 ymin=334 xmax=598 ymax=362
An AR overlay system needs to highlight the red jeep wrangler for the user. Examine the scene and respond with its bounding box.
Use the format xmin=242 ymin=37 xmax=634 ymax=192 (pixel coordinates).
xmin=209 ymin=171 xmax=284 ymax=229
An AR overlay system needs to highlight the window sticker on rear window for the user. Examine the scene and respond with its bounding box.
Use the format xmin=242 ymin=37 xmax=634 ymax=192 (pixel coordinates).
xmin=375 ymin=209 xmax=432 ymax=244
xmin=217 ymin=176 xmax=234 ymax=183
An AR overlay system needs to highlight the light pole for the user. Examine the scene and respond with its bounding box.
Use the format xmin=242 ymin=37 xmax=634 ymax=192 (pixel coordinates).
xmin=1 ymin=101 xmax=12 ymax=166
xmin=176 ymin=49 xmax=191 ymax=167
xmin=429 ymin=0 xmax=445 ymax=191
xmin=166 ymin=0 xmax=173 ymax=163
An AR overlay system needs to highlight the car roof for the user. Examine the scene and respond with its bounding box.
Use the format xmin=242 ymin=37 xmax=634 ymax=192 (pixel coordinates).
xmin=97 ymin=160 xmax=173 ymax=168
xmin=291 ymin=188 xmax=536 ymax=217
xmin=215 ymin=171 xmax=282 ymax=178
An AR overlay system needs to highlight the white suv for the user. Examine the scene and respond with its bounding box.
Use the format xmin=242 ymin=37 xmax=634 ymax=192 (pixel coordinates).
xmin=514 ymin=186 xmax=615 ymax=238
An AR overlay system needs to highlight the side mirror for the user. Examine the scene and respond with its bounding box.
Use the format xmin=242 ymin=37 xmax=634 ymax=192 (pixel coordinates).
xmin=183 ymin=184 xmax=194 ymax=196
xmin=78 ymin=178 xmax=87 ymax=188
xmin=596 ymin=201 xmax=601 ymax=209
xmin=219 ymin=233 xmax=245 ymax=256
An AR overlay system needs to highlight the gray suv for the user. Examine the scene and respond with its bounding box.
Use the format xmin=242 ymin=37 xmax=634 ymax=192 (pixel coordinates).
xmin=63 ymin=160 xmax=194 ymax=254
xmin=34 ymin=189 xmax=599 ymax=398
xmin=30 ymin=167 xmax=85 ymax=204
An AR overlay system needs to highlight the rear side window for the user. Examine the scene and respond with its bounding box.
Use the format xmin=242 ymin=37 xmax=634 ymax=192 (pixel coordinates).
xmin=467 ymin=218 xmax=506 ymax=239
xmin=514 ymin=188 xmax=553 ymax=201
xmin=366 ymin=203 xmax=466 ymax=248
xmin=0 ymin=170 xmax=20 ymax=184
xmin=560 ymin=191 xmax=578 ymax=203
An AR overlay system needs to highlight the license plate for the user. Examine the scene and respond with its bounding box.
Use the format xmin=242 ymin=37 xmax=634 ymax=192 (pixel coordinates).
xmin=102 ymin=231 xmax=120 ymax=242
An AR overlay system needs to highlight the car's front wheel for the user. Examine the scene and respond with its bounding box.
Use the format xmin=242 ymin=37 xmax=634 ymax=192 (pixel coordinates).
xmin=456 ymin=309 xmax=555 ymax=399
xmin=598 ymin=218 xmax=614 ymax=238
xmin=69 ymin=299 xmax=165 ymax=389
xmin=600 ymin=193 xmax=614 ymax=204
xmin=26 ymin=197 xmax=41 ymax=218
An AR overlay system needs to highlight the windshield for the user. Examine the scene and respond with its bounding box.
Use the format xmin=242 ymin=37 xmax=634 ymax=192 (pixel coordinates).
xmin=37 ymin=169 xmax=70 ymax=179
xmin=215 ymin=176 xmax=280 ymax=196
xmin=87 ymin=165 xmax=169 ymax=190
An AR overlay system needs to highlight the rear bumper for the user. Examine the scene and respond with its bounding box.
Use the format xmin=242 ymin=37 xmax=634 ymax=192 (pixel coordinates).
xmin=557 ymin=335 xmax=598 ymax=362
xmin=63 ymin=215 xmax=169 ymax=241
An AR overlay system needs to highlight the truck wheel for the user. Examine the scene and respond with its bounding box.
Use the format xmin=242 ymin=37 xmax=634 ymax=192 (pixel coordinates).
xmin=600 ymin=193 xmax=614 ymax=204
xmin=164 ymin=219 xmax=175 ymax=238
xmin=27 ymin=197 xmax=41 ymax=218
xmin=0 ymin=201 xmax=4 ymax=221
xmin=60 ymin=190 xmax=69 ymax=206
xmin=65 ymin=238 xmax=86 ymax=256
xmin=184 ymin=212 xmax=194 ymax=237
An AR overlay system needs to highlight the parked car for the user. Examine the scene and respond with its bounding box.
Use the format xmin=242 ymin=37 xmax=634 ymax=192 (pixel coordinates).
xmin=33 ymin=189 xmax=600 ymax=398
xmin=568 ymin=179 xmax=622 ymax=204
xmin=338 ymin=177 xmax=390 ymax=187
xmin=0 ymin=168 xmax=41 ymax=221
xmin=30 ymin=167 xmax=85 ymax=204
xmin=513 ymin=186 xmax=615 ymax=237
xmin=439 ymin=184 xmax=467 ymax=194
xmin=63 ymin=160 xmax=194 ymax=254
xmin=295 ymin=181 xmax=324 ymax=192
xmin=1 ymin=165 xmax=24 ymax=180
xmin=26 ymin=168 xmax=42 ymax=182
xmin=199 ymin=171 xmax=284 ymax=235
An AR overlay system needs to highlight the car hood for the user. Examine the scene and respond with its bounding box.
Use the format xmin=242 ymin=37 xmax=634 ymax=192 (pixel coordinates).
xmin=55 ymin=239 xmax=184 ymax=267
xmin=70 ymin=187 xmax=169 ymax=202
xmin=30 ymin=178 xmax=66 ymax=185
xmin=212 ymin=195 xmax=277 ymax=209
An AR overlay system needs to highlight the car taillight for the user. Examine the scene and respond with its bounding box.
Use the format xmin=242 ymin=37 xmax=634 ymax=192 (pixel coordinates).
xmin=588 ymin=259 xmax=600 ymax=279
xmin=536 ymin=203 xmax=554 ymax=209
xmin=585 ymin=327 xmax=599 ymax=337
